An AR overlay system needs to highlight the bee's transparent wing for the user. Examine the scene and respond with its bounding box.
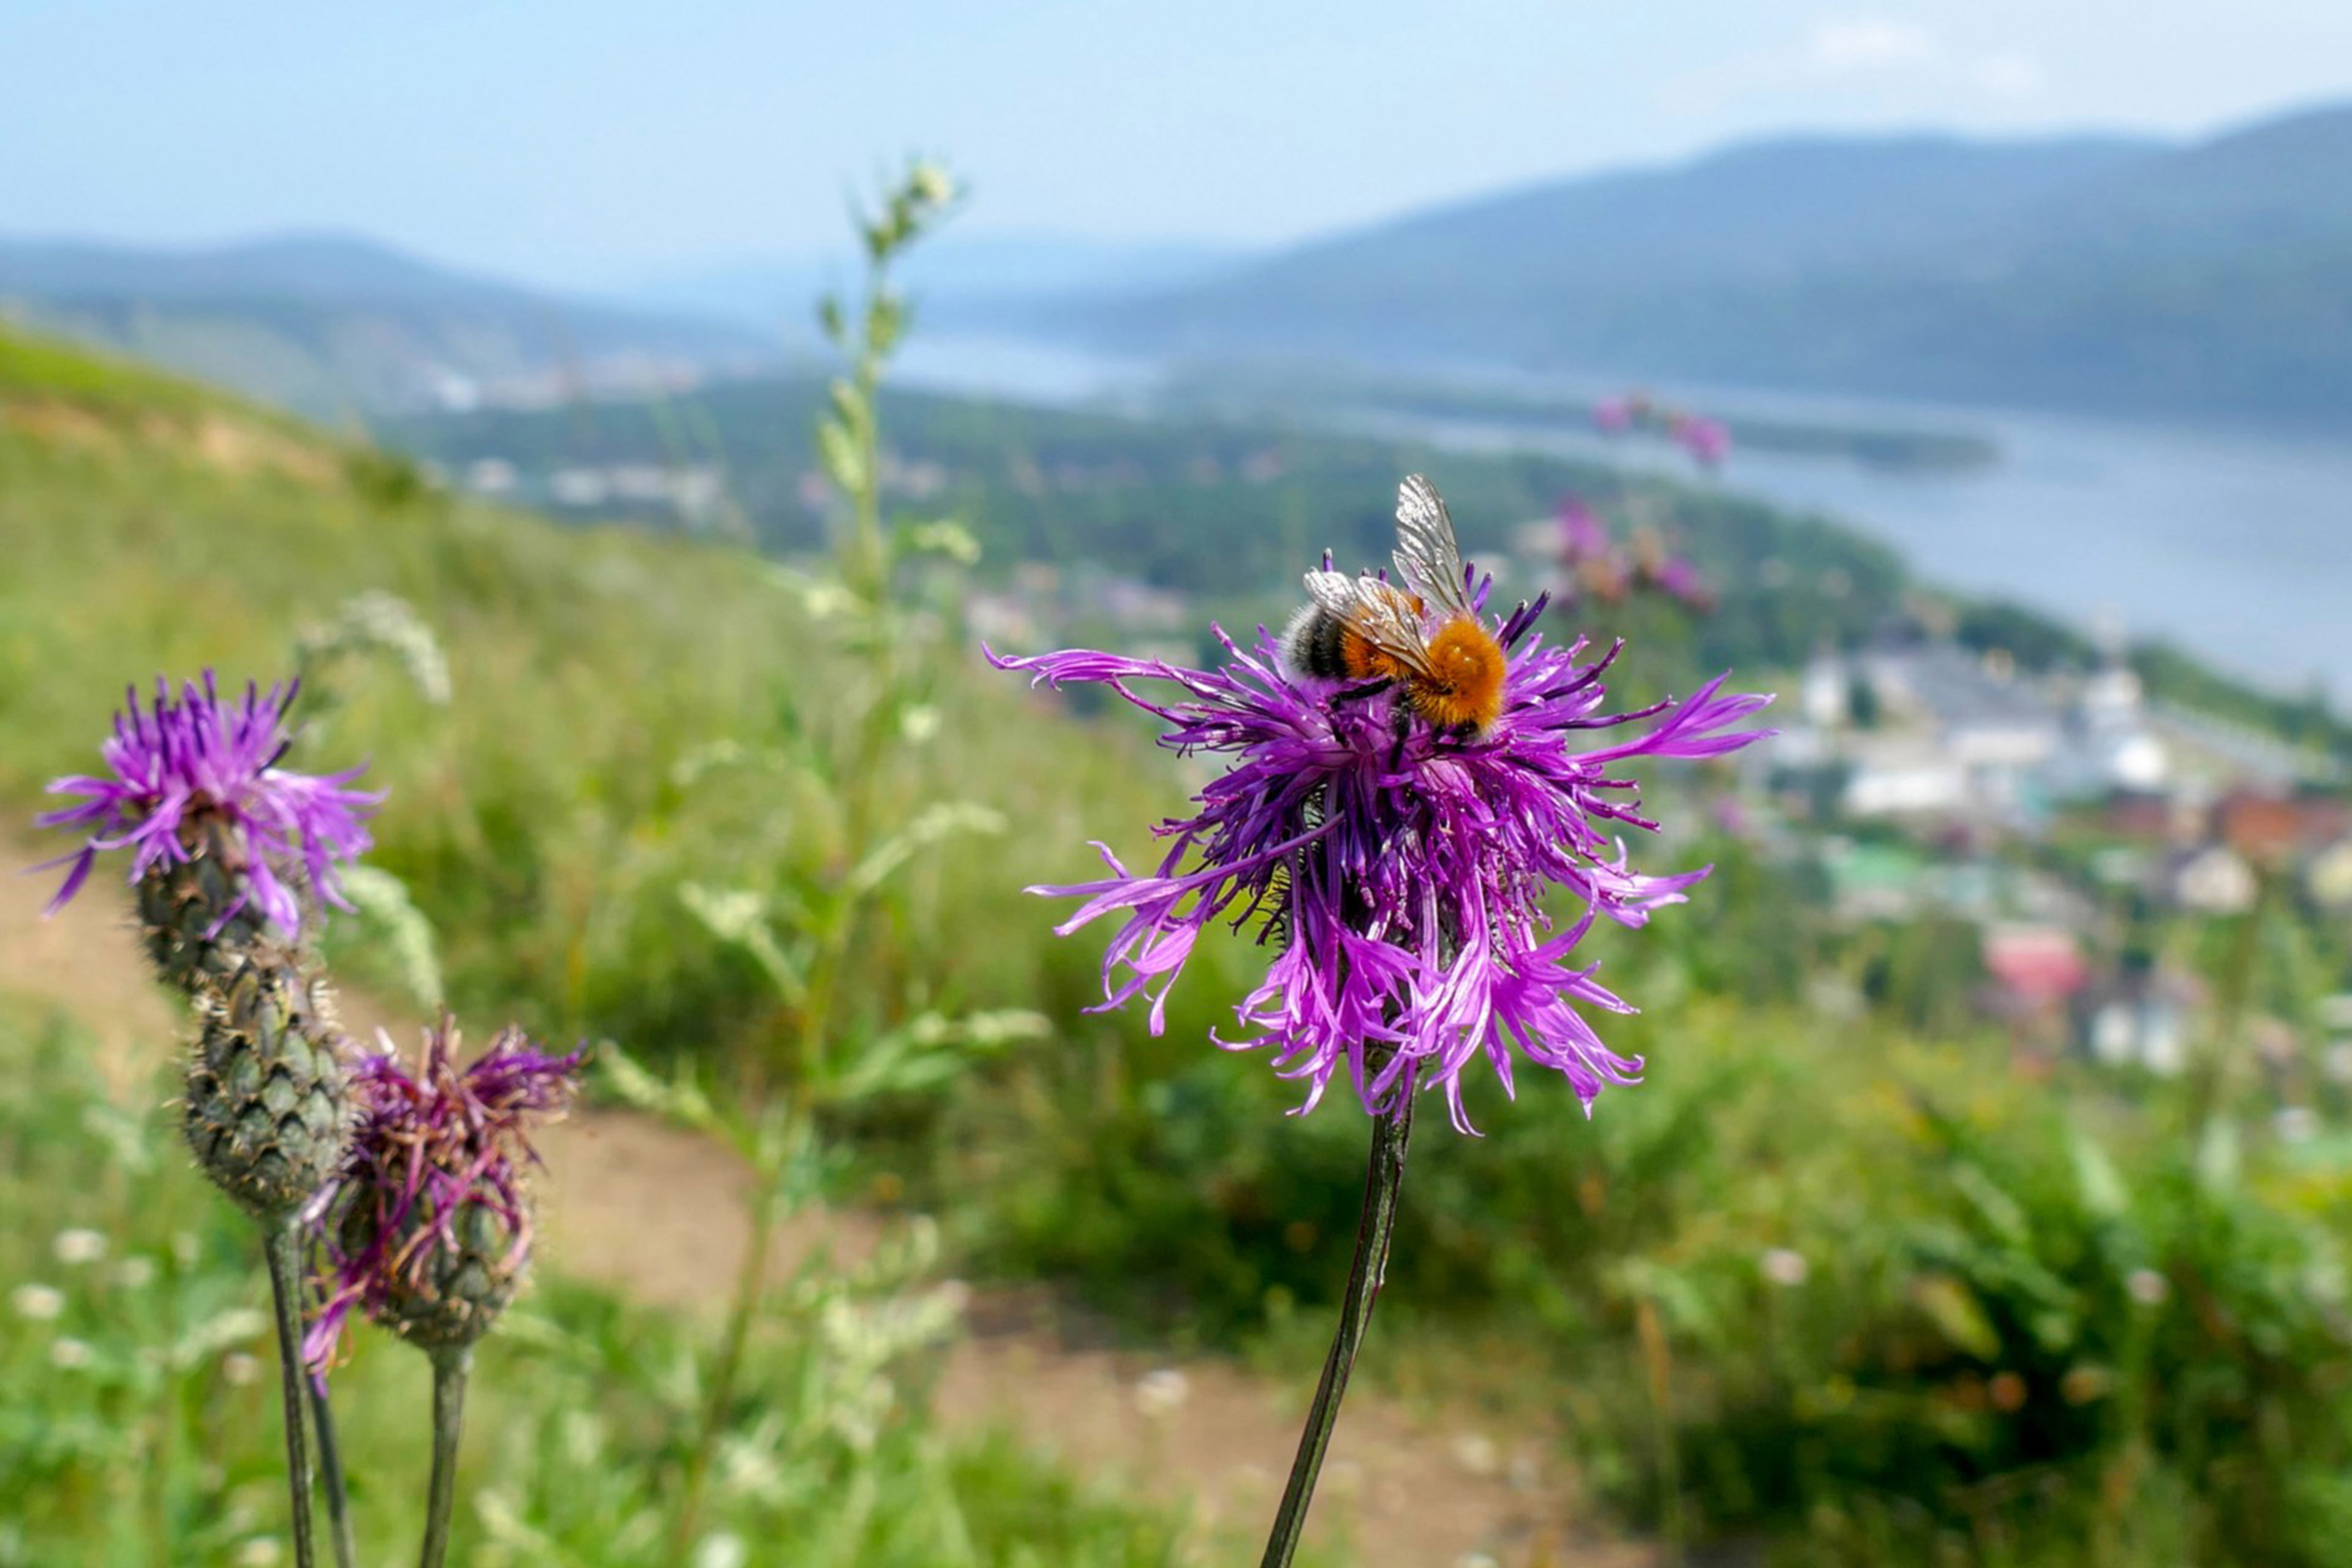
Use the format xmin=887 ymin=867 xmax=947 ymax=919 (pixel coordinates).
xmin=1301 ymin=570 xmax=1437 ymax=680
xmin=1303 ymin=569 xmax=1364 ymax=617
xmin=1392 ymin=474 xmax=1475 ymax=620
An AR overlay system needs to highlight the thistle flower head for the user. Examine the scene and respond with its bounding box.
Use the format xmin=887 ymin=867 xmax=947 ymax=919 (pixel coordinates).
xmin=36 ymin=673 xmax=380 ymax=938
xmin=1674 ymin=415 xmax=1732 ymax=469
xmin=304 ymin=1017 xmax=580 ymax=1370
xmin=1556 ymin=496 xmax=1617 ymax=565
xmin=1649 ymin=553 xmax=1716 ymax=611
xmin=991 ymin=484 xmax=1772 ymax=1133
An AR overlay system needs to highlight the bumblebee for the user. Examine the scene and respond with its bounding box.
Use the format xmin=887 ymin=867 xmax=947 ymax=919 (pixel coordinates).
xmin=1281 ymin=475 xmax=1509 ymax=737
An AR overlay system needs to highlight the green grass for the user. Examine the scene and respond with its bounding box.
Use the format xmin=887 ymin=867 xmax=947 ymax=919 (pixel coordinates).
xmin=0 ymin=325 xmax=1202 ymax=1066
xmin=10 ymin=323 xmax=2352 ymax=1566
xmin=0 ymin=996 xmax=1276 ymax=1568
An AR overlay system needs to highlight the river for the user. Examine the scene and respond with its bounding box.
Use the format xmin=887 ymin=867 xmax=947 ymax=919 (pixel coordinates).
xmin=891 ymin=334 xmax=2352 ymax=701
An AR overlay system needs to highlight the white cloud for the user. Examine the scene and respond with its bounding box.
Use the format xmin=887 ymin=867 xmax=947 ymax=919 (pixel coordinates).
xmin=1809 ymin=18 xmax=1942 ymax=72
xmin=1972 ymin=53 xmax=2049 ymax=99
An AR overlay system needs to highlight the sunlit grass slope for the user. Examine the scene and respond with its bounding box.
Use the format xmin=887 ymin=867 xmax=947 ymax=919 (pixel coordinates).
xmin=0 ymin=325 xmax=1195 ymax=1058
xmin=0 ymin=326 xmax=1287 ymax=1566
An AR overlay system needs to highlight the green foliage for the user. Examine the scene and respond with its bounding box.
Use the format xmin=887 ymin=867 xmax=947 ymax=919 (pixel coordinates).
xmin=0 ymin=1005 xmax=1244 ymax=1567
xmin=12 ymin=294 xmax=2352 ymax=1568
xmin=949 ymin=897 xmax=2352 ymax=1566
xmin=0 ymin=328 xmax=1178 ymax=1079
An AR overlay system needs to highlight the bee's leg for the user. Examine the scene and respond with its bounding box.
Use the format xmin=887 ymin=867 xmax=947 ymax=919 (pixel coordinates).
xmin=1387 ymin=705 xmax=1414 ymax=768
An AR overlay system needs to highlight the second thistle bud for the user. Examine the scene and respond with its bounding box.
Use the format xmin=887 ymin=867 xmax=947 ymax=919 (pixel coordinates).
xmin=341 ymin=1178 xmax=526 ymax=1352
xmin=305 ymin=1020 xmax=581 ymax=1371
xmin=184 ymin=951 xmax=351 ymax=1223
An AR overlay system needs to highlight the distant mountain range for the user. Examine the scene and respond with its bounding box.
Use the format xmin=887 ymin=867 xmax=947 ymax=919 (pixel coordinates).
xmin=1047 ymin=101 xmax=2352 ymax=424
xmin=0 ymin=233 xmax=778 ymax=417
xmin=620 ymin=234 xmax=1246 ymax=336
xmin=13 ymin=99 xmax=2350 ymax=428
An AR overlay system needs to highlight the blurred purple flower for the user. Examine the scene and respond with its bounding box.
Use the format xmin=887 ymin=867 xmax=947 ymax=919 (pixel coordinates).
xmin=1556 ymin=496 xmax=1617 ymax=565
xmin=990 ymin=540 xmax=1772 ymax=1131
xmin=1676 ymin=416 xmax=1732 ymax=469
xmin=1651 ymin=554 xmax=1716 ymax=610
xmin=304 ymin=1019 xmax=581 ymax=1371
xmin=36 ymin=674 xmax=379 ymax=935
xmin=1591 ymin=396 xmax=1635 ymax=435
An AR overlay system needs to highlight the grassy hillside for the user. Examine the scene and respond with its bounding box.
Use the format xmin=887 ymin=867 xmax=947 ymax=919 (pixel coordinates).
xmin=0 ymin=233 xmax=773 ymax=417
xmin=0 ymin=326 xmax=1325 ymax=1562
xmin=0 ymin=327 xmax=1226 ymax=1060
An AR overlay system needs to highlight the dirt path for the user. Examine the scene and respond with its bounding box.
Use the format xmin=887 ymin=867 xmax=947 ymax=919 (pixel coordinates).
xmin=4 ymin=840 xmax=1648 ymax=1568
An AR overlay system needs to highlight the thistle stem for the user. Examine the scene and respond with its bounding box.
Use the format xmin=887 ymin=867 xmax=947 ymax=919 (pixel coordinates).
xmin=309 ymin=1378 xmax=358 ymax=1568
xmin=1259 ymin=1095 xmax=1415 ymax=1568
xmin=421 ymin=1346 xmax=472 ymax=1568
xmin=263 ymin=1224 xmax=319 ymax=1568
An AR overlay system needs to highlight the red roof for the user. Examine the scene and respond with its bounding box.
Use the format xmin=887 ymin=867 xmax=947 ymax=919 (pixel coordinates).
xmin=1983 ymin=926 xmax=2089 ymax=1003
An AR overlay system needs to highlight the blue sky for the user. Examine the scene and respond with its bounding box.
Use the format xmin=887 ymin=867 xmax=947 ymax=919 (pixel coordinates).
xmin=4 ymin=0 xmax=2346 ymax=287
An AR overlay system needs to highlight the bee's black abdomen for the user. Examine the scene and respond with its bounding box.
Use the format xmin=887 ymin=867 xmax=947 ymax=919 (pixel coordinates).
xmin=1282 ymin=606 xmax=1353 ymax=680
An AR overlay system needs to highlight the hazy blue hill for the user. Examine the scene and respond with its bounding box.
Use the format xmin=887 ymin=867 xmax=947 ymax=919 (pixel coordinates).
xmin=0 ymin=232 xmax=776 ymax=416
xmin=2003 ymin=101 xmax=2352 ymax=262
xmin=624 ymin=232 xmax=1250 ymax=335
xmin=1061 ymin=105 xmax=2352 ymax=422
xmin=1068 ymin=134 xmax=2159 ymax=354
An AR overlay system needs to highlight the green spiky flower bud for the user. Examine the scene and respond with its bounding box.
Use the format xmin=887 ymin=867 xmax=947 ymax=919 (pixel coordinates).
xmin=140 ymin=827 xmax=276 ymax=993
xmin=184 ymin=951 xmax=351 ymax=1223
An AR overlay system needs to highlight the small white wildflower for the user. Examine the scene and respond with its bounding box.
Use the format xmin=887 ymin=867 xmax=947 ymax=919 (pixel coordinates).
xmin=899 ymin=704 xmax=943 ymax=745
xmin=1134 ymin=1367 xmax=1190 ymax=1420
xmin=112 ymin=1257 xmax=157 ymax=1290
xmin=1760 ymin=1248 xmax=1810 ymax=1287
xmin=2277 ymin=1106 xmax=2321 ymax=1144
xmin=11 ymin=1284 xmax=64 ymax=1321
xmin=2127 ymin=1268 xmax=2169 ymax=1307
xmin=50 ymin=1338 xmax=92 ymax=1370
xmin=222 ymin=1352 xmax=263 ymax=1387
xmin=1451 ymin=1432 xmax=1501 ymax=1477
xmin=53 ymin=1229 xmax=107 ymax=1266
xmin=692 ymin=1533 xmax=749 ymax=1568
xmin=171 ymin=1307 xmax=268 ymax=1371
xmin=235 ymin=1538 xmax=282 ymax=1567
xmin=910 ymin=162 xmax=958 ymax=209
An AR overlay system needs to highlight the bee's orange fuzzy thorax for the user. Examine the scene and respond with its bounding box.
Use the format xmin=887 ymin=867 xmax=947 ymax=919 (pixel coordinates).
xmin=1338 ymin=627 xmax=1404 ymax=682
xmin=1411 ymin=617 xmax=1507 ymax=734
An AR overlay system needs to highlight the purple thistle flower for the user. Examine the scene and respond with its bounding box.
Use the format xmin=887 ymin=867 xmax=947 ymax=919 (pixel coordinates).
xmin=990 ymin=501 xmax=1773 ymax=1133
xmin=1556 ymin=496 xmax=1618 ymax=566
xmin=36 ymin=673 xmax=380 ymax=937
xmin=304 ymin=1018 xmax=581 ymax=1371
xmin=1651 ymin=553 xmax=1716 ymax=611
xmin=1676 ymin=415 xmax=1732 ymax=469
